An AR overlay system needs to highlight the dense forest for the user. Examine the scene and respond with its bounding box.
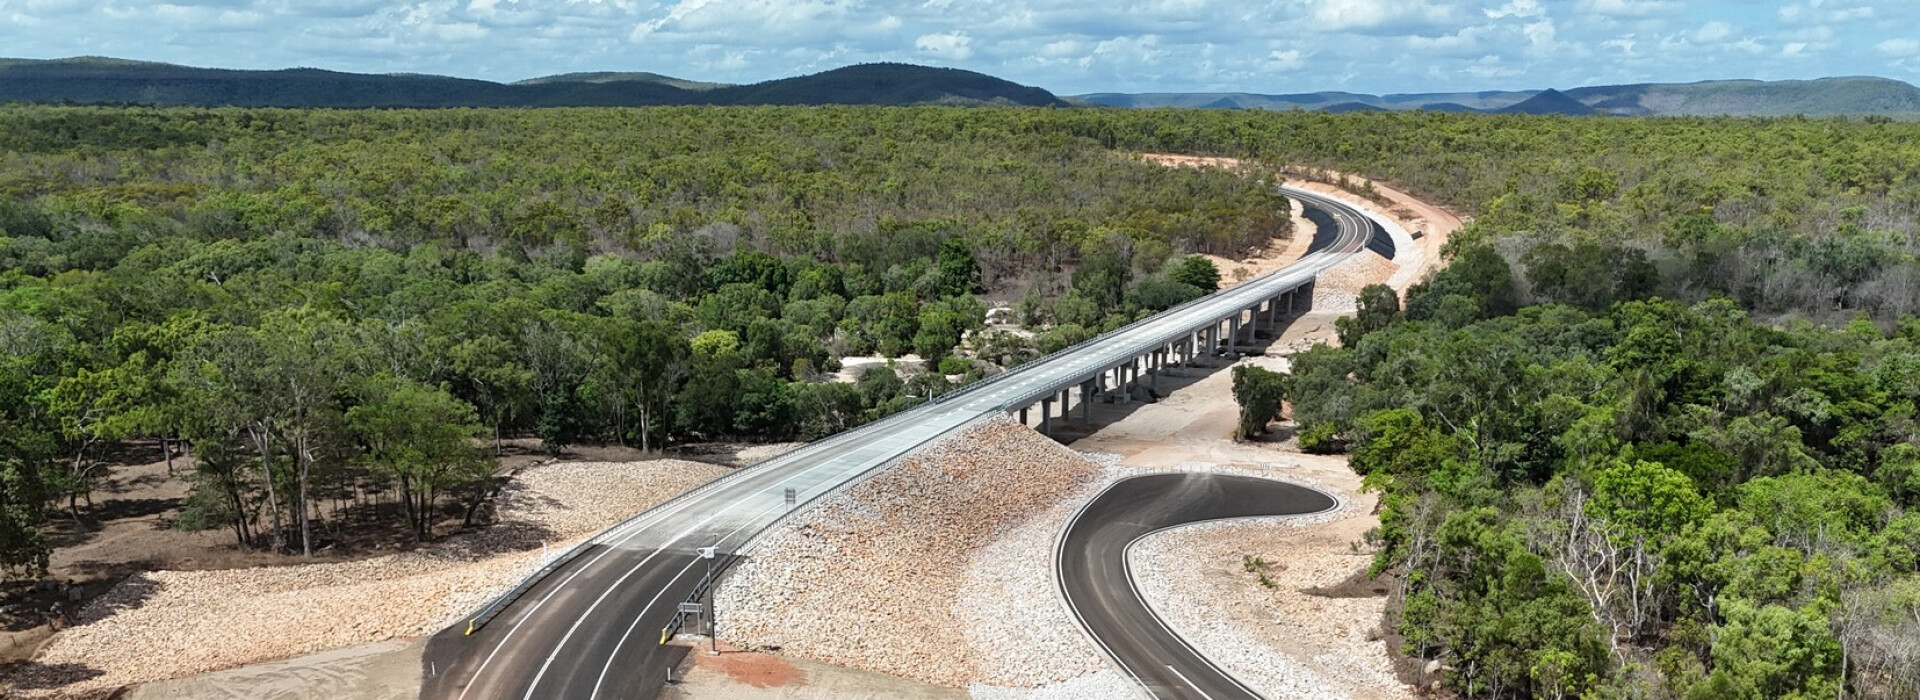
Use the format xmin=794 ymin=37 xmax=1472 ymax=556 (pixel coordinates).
xmin=5 ymin=105 xmax=1920 ymax=699
xmin=1254 ymin=114 xmax=1920 ymax=697
xmin=0 ymin=105 xmax=1278 ymax=569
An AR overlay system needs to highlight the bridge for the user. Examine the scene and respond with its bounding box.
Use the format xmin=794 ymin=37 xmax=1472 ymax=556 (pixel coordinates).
xmin=420 ymin=185 xmax=1384 ymax=700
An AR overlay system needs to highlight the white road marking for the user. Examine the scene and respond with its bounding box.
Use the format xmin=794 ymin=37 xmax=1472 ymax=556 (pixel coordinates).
xmin=1167 ymin=665 xmax=1218 ymax=700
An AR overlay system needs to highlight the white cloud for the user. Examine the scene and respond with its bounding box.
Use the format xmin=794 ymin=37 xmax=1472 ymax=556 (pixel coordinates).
xmin=1267 ymin=48 xmax=1305 ymax=70
xmin=1577 ymin=0 xmax=1677 ymax=18
xmin=1484 ymin=0 xmax=1543 ymax=20
xmin=914 ymin=31 xmax=973 ymax=60
xmin=1877 ymin=38 xmax=1920 ymax=58
xmin=1691 ymin=20 xmax=1735 ymax=44
xmin=432 ymin=21 xmax=487 ymax=41
xmin=1302 ymin=0 xmax=1460 ymax=35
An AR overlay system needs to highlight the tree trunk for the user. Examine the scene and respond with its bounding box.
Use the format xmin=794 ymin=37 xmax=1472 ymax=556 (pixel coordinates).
xmin=250 ymin=424 xmax=287 ymax=553
xmin=162 ymin=435 xmax=175 ymax=476
xmin=399 ymin=475 xmax=418 ymax=541
xmin=640 ymin=403 xmax=651 ymax=454
xmin=296 ymin=432 xmax=312 ymax=556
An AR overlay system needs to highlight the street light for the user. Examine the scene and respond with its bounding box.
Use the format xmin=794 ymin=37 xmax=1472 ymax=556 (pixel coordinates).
xmin=698 ymin=546 xmax=718 ymax=655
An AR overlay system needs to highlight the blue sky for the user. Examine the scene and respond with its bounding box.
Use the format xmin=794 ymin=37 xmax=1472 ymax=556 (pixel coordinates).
xmin=1 ymin=0 xmax=1916 ymax=94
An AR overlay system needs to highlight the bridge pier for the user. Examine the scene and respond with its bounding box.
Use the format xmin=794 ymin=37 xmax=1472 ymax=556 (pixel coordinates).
xmin=1082 ymin=381 xmax=1094 ymax=419
xmin=1039 ymin=398 xmax=1052 ymax=435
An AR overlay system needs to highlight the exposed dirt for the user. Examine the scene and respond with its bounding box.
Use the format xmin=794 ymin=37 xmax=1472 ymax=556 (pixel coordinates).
xmin=663 ymin=651 xmax=966 ymax=700
xmin=1142 ymin=154 xmax=1469 ymax=297
xmin=2 ymin=458 xmax=731 ymax=699
xmin=702 ymin=648 xmax=806 ymax=688
xmin=1281 ymin=167 xmax=1466 ymax=293
xmin=123 ymin=639 xmax=423 ymax=700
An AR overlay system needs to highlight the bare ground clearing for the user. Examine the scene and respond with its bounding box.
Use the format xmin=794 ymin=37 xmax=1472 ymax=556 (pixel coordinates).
xmin=1 ymin=457 xmax=732 ymax=699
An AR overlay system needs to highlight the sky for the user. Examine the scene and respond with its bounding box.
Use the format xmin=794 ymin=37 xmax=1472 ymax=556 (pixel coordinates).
xmin=2 ymin=0 xmax=1917 ymax=95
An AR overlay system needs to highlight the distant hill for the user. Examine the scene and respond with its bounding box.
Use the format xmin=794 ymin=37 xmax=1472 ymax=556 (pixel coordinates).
xmin=1563 ymin=77 xmax=1920 ymax=116
xmin=1495 ymin=89 xmax=1596 ymax=116
xmin=0 ymin=58 xmax=1067 ymax=108
xmin=512 ymin=71 xmax=727 ymax=92
xmin=1079 ymin=77 xmax=1920 ymax=117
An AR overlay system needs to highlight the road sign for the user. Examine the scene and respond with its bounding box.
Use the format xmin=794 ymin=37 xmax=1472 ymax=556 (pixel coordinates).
xmin=697 ymin=546 xmax=716 ymax=559
xmin=678 ymin=602 xmax=703 ymax=614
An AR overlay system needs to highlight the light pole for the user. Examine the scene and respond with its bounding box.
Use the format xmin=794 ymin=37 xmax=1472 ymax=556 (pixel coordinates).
xmin=698 ymin=546 xmax=718 ymax=655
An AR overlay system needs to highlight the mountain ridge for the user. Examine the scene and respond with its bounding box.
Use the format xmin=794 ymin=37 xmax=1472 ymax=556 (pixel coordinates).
xmin=3 ymin=57 xmax=1914 ymax=116
xmin=1079 ymin=76 xmax=1920 ymax=117
xmin=0 ymin=58 xmax=1067 ymax=108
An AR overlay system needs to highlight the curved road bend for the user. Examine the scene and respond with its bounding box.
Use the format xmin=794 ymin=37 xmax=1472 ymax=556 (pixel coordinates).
xmin=422 ymin=187 xmax=1379 ymax=700
xmin=1059 ymin=474 xmax=1338 ymax=700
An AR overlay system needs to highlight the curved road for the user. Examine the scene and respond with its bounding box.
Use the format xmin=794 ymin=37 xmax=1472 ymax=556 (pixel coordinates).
xmin=1059 ymin=474 xmax=1338 ymax=700
xmin=421 ymin=187 xmax=1381 ymax=700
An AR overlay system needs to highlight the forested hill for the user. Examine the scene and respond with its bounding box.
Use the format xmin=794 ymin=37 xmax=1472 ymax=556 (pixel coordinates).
xmin=0 ymin=58 xmax=1067 ymax=108
xmin=1081 ymin=76 xmax=1920 ymax=117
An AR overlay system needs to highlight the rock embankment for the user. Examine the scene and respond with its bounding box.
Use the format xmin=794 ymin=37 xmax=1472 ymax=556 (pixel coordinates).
xmin=717 ymin=417 xmax=1108 ymax=689
xmin=4 ymin=459 xmax=730 ymax=699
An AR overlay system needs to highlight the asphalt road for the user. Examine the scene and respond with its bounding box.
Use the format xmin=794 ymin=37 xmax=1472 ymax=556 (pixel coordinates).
xmin=1058 ymin=474 xmax=1338 ymax=700
xmin=419 ymin=187 xmax=1379 ymax=700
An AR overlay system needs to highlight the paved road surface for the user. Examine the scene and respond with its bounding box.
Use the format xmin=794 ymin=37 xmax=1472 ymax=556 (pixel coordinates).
xmin=421 ymin=187 xmax=1379 ymax=700
xmin=1058 ymin=473 xmax=1338 ymax=700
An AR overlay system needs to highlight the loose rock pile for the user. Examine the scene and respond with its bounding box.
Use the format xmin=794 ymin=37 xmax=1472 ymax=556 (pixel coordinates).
xmin=717 ymin=417 xmax=1106 ymax=689
xmin=1312 ymin=252 xmax=1399 ymax=313
xmin=3 ymin=459 xmax=730 ymax=699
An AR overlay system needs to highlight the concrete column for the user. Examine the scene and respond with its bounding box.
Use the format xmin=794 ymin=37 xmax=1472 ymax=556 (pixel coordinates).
xmin=1082 ymin=381 xmax=1093 ymax=420
xmin=1120 ymin=363 xmax=1132 ymax=405
xmin=1019 ymin=407 xmax=1029 ymax=425
xmin=1151 ymin=352 xmax=1161 ymax=391
xmin=1040 ymin=399 xmax=1052 ymax=435
xmin=1228 ymin=316 xmax=1240 ymax=355
xmin=1060 ymin=389 xmax=1071 ymax=420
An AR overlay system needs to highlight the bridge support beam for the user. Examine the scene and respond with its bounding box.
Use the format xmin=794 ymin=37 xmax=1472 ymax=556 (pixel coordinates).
xmin=1039 ymin=399 xmax=1052 ymax=435
xmin=1150 ymin=351 xmax=1161 ymax=392
xmin=1019 ymin=407 xmax=1029 ymax=425
xmin=1082 ymin=381 xmax=1094 ymax=420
